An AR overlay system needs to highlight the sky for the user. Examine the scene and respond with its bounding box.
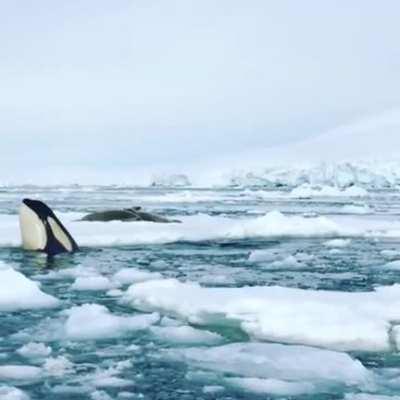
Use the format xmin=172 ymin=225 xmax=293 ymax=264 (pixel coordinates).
xmin=1 ymin=0 xmax=399 ymax=183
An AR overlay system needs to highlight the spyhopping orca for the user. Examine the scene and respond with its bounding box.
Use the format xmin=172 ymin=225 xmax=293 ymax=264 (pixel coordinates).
xmin=80 ymin=207 xmax=181 ymax=223
xmin=19 ymin=199 xmax=79 ymax=256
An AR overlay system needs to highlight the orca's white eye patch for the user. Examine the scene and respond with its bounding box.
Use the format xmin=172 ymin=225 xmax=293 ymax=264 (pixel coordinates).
xmin=19 ymin=204 xmax=47 ymax=251
xmin=48 ymin=217 xmax=73 ymax=252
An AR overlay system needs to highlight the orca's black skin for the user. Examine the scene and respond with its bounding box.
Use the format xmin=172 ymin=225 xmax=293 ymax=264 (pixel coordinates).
xmin=22 ymin=199 xmax=79 ymax=256
xmin=80 ymin=207 xmax=181 ymax=223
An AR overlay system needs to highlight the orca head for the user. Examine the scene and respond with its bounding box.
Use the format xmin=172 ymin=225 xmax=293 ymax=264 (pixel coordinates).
xmin=19 ymin=198 xmax=79 ymax=256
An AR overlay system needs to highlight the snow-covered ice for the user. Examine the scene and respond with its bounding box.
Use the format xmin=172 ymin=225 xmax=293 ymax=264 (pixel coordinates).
xmin=0 ymin=266 xmax=59 ymax=311
xmin=126 ymin=279 xmax=400 ymax=351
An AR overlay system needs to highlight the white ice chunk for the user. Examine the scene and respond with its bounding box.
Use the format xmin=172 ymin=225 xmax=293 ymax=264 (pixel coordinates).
xmin=226 ymin=377 xmax=315 ymax=396
xmin=0 ymin=365 xmax=42 ymax=381
xmin=17 ymin=342 xmax=52 ymax=359
xmin=324 ymin=239 xmax=352 ymax=248
xmin=43 ymin=356 xmax=73 ymax=376
xmin=71 ymin=276 xmax=118 ymax=291
xmin=0 ymin=386 xmax=30 ymax=400
xmin=126 ymin=279 xmax=400 ymax=351
xmin=150 ymin=325 xmax=223 ymax=345
xmin=63 ymin=304 xmax=159 ymax=340
xmin=384 ymin=260 xmax=400 ymax=270
xmin=170 ymin=343 xmax=370 ymax=387
xmin=113 ymin=268 xmax=162 ymax=285
xmin=0 ymin=267 xmax=59 ymax=311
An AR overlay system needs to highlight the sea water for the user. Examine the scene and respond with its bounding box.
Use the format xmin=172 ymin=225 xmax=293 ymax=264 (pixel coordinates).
xmin=1 ymin=185 xmax=400 ymax=399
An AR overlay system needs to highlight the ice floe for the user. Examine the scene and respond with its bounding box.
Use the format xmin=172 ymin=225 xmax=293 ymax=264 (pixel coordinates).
xmin=71 ymin=276 xmax=117 ymax=291
xmin=167 ymin=343 xmax=371 ymax=392
xmin=16 ymin=342 xmax=52 ymax=359
xmin=0 ymin=267 xmax=59 ymax=311
xmin=150 ymin=325 xmax=223 ymax=345
xmin=125 ymin=279 xmax=400 ymax=351
xmin=63 ymin=304 xmax=159 ymax=340
xmin=0 ymin=386 xmax=30 ymax=400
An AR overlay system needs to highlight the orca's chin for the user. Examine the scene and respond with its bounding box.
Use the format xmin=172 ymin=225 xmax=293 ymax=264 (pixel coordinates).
xmin=19 ymin=203 xmax=47 ymax=251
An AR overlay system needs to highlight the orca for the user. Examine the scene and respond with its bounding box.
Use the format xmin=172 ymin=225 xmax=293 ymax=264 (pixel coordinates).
xmin=19 ymin=199 xmax=79 ymax=256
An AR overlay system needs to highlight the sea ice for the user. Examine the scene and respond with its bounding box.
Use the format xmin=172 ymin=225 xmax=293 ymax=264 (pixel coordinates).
xmin=324 ymin=239 xmax=352 ymax=248
xmin=71 ymin=276 xmax=118 ymax=291
xmin=16 ymin=342 xmax=52 ymax=359
xmin=150 ymin=325 xmax=223 ymax=345
xmin=168 ymin=342 xmax=371 ymax=388
xmin=0 ymin=386 xmax=30 ymax=400
xmin=125 ymin=279 xmax=400 ymax=351
xmin=226 ymin=377 xmax=315 ymax=396
xmin=63 ymin=304 xmax=159 ymax=340
xmin=112 ymin=268 xmax=162 ymax=285
xmin=0 ymin=267 xmax=59 ymax=311
xmin=0 ymin=365 xmax=42 ymax=381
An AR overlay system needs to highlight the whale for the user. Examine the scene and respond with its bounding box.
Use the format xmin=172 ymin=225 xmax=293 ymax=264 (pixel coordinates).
xmin=80 ymin=207 xmax=181 ymax=223
xmin=19 ymin=199 xmax=79 ymax=256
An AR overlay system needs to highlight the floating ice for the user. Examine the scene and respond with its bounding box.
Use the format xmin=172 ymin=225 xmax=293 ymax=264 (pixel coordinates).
xmin=0 ymin=267 xmax=59 ymax=311
xmin=226 ymin=377 xmax=315 ymax=396
xmin=0 ymin=365 xmax=42 ymax=381
xmin=324 ymin=239 xmax=352 ymax=248
xmin=71 ymin=276 xmax=117 ymax=291
xmin=63 ymin=304 xmax=159 ymax=340
xmin=43 ymin=356 xmax=74 ymax=377
xmin=0 ymin=386 xmax=30 ymax=400
xmin=384 ymin=260 xmax=400 ymax=270
xmin=248 ymin=249 xmax=279 ymax=262
xmin=126 ymin=279 xmax=400 ymax=351
xmin=112 ymin=268 xmax=162 ymax=285
xmin=16 ymin=342 xmax=52 ymax=359
xmin=168 ymin=343 xmax=371 ymax=389
xmin=150 ymin=325 xmax=223 ymax=345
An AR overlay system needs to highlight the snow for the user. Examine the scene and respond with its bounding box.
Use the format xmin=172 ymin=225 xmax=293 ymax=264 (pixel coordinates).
xmin=168 ymin=343 xmax=371 ymax=388
xmin=125 ymin=279 xmax=400 ymax=352
xmin=0 ymin=267 xmax=59 ymax=311
xmin=63 ymin=304 xmax=159 ymax=340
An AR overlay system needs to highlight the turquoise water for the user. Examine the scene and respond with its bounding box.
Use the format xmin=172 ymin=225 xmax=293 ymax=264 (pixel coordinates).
xmin=1 ymin=187 xmax=400 ymax=399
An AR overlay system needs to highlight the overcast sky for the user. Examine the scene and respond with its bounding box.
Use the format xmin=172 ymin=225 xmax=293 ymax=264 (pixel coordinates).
xmin=1 ymin=0 xmax=399 ymax=181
